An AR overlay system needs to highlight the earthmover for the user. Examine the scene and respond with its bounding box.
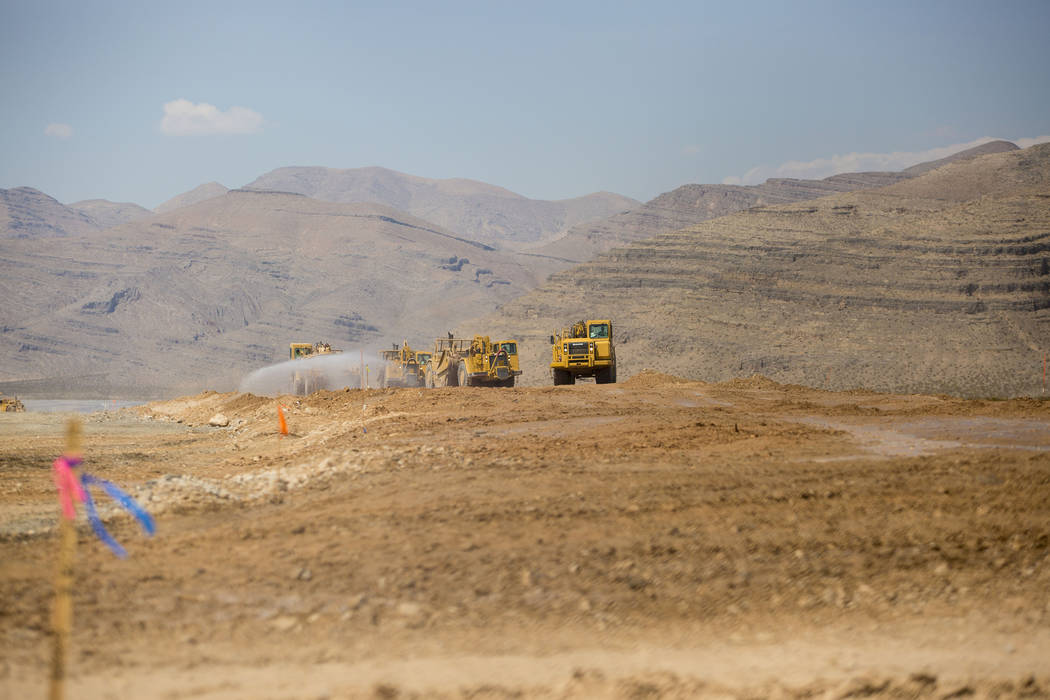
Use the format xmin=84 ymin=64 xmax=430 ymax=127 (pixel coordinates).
xmin=0 ymin=393 xmax=25 ymax=412
xmin=378 ymin=341 xmax=422 ymax=388
xmin=413 ymin=350 xmax=432 ymax=385
xmin=425 ymin=334 xmax=521 ymax=387
xmin=289 ymin=341 xmax=359 ymax=394
xmin=550 ymin=319 xmax=616 ymax=385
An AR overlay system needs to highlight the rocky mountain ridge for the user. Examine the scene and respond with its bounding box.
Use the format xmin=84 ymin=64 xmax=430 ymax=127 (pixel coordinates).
xmin=0 ymin=187 xmax=101 ymax=239
xmin=67 ymin=198 xmax=153 ymax=229
xmin=478 ymin=142 xmax=1050 ymax=397
xmin=244 ymin=165 xmax=639 ymax=248
xmin=531 ymin=140 xmax=1021 ymax=263
xmin=0 ymin=190 xmax=553 ymax=396
xmin=154 ymin=181 xmax=230 ymax=214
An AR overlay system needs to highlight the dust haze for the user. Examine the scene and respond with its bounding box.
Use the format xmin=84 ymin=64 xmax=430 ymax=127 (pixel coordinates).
xmin=238 ymin=350 xmax=384 ymax=396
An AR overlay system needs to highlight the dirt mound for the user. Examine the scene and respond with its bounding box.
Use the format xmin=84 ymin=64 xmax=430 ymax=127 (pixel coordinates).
xmin=621 ymin=369 xmax=690 ymax=388
xmin=716 ymin=374 xmax=787 ymax=391
xmin=139 ymin=390 xmax=274 ymax=426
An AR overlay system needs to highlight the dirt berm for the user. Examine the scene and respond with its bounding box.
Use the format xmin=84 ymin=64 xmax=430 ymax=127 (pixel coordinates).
xmin=2 ymin=375 xmax=1049 ymax=698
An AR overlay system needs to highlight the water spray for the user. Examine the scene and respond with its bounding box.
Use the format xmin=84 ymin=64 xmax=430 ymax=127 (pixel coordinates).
xmin=238 ymin=350 xmax=385 ymax=397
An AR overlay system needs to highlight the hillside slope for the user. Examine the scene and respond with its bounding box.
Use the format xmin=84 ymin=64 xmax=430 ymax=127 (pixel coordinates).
xmin=0 ymin=187 xmax=101 ymax=239
xmin=0 ymin=190 xmax=550 ymax=395
xmin=154 ymin=181 xmax=230 ymax=213
xmin=532 ymin=140 xmax=1020 ymax=264
xmin=478 ymin=143 xmax=1050 ymax=397
xmin=68 ymin=199 xmax=153 ymax=228
xmin=244 ymin=166 xmax=639 ymax=248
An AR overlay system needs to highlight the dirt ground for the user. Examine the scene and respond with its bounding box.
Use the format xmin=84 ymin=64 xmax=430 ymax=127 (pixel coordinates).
xmin=2 ymin=373 xmax=1049 ymax=699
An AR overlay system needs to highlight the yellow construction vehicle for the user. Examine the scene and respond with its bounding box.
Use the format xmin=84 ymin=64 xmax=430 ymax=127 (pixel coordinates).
xmin=414 ymin=351 xmax=432 ymax=385
xmin=0 ymin=393 xmax=25 ymax=412
xmin=289 ymin=341 xmax=357 ymax=394
xmin=378 ymin=341 xmax=422 ymax=388
xmin=425 ymin=334 xmax=521 ymax=388
xmin=550 ymin=319 xmax=616 ymax=385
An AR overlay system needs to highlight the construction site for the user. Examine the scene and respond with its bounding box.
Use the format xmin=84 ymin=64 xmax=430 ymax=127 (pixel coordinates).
xmin=1 ymin=369 xmax=1049 ymax=698
xmin=2 ymin=123 xmax=1050 ymax=699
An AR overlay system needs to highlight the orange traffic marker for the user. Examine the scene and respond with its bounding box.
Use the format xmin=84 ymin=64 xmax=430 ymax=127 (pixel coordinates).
xmin=278 ymin=405 xmax=288 ymax=435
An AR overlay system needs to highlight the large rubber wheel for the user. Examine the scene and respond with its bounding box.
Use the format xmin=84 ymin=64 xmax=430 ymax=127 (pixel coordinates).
xmin=501 ymin=377 xmax=515 ymax=388
xmin=457 ymin=361 xmax=469 ymax=387
xmin=552 ymin=368 xmax=569 ymax=386
xmin=596 ymin=366 xmax=613 ymax=384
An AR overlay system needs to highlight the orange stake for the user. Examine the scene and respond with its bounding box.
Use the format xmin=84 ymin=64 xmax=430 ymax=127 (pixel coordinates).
xmin=278 ymin=405 xmax=288 ymax=436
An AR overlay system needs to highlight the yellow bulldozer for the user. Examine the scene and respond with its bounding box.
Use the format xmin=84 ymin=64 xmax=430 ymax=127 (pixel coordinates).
xmin=425 ymin=335 xmax=521 ymax=388
xmin=550 ymin=319 xmax=616 ymax=385
xmin=289 ymin=341 xmax=360 ymax=395
xmin=1 ymin=393 xmax=25 ymax=412
xmin=414 ymin=351 xmax=432 ymax=385
xmin=378 ymin=341 xmax=422 ymax=388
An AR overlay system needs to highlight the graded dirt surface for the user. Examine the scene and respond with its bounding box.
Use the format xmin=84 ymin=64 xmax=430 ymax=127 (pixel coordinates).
xmin=2 ymin=375 xmax=1049 ymax=698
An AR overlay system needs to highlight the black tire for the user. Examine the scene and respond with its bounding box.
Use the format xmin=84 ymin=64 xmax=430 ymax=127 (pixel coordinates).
xmin=552 ymin=368 xmax=569 ymax=386
xmin=596 ymin=366 xmax=613 ymax=384
xmin=501 ymin=376 xmax=515 ymax=388
xmin=457 ymin=361 xmax=469 ymax=387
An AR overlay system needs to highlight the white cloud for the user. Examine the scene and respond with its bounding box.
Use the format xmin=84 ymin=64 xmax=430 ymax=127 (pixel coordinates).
xmin=45 ymin=123 xmax=73 ymax=139
xmin=160 ymin=99 xmax=263 ymax=136
xmin=722 ymin=135 xmax=1050 ymax=186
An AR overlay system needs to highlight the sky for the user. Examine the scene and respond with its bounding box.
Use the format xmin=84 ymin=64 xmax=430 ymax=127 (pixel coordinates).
xmin=2 ymin=0 xmax=1049 ymax=209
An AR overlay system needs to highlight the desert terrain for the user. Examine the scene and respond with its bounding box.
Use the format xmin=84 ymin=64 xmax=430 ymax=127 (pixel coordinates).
xmin=482 ymin=143 xmax=1050 ymax=398
xmin=2 ymin=375 xmax=1048 ymax=698
xmin=4 ymin=142 xmax=1041 ymax=400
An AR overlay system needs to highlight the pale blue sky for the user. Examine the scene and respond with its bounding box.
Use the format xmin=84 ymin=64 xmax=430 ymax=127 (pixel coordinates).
xmin=2 ymin=0 xmax=1048 ymax=208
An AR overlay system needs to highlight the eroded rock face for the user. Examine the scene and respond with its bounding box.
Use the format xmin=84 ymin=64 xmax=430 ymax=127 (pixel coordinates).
xmin=479 ymin=143 xmax=1050 ymax=397
xmin=0 ymin=187 xmax=101 ymax=239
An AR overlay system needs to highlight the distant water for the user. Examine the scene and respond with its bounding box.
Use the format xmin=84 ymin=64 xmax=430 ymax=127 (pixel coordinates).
xmin=20 ymin=399 xmax=147 ymax=414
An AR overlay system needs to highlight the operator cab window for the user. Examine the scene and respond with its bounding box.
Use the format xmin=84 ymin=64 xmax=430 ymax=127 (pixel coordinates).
xmin=500 ymin=343 xmax=517 ymax=355
xmin=588 ymin=324 xmax=609 ymax=339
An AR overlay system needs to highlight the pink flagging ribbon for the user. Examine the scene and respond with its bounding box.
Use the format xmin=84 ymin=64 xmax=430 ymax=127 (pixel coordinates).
xmin=52 ymin=456 xmax=85 ymax=520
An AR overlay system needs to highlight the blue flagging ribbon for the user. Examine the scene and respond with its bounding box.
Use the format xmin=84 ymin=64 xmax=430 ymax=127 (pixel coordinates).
xmin=80 ymin=473 xmax=155 ymax=558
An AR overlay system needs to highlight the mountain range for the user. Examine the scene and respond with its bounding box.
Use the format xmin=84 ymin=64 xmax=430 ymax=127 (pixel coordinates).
xmin=243 ymin=166 xmax=639 ymax=248
xmin=528 ymin=140 xmax=1019 ymax=263
xmin=475 ymin=142 xmax=1050 ymax=397
xmin=0 ymin=190 xmax=555 ymax=395
xmin=2 ymin=140 xmax=1045 ymax=397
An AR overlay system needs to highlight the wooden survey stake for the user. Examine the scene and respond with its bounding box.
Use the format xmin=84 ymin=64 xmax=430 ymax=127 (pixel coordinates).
xmin=50 ymin=418 xmax=81 ymax=700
